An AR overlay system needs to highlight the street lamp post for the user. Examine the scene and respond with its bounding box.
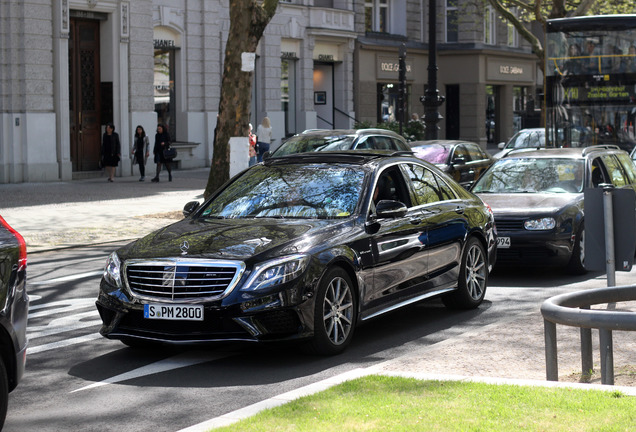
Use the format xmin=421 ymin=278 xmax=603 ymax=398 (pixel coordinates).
xmin=421 ymin=0 xmax=445 ymax=139
xmin=398 ymin=43 xmax=407 ymax=136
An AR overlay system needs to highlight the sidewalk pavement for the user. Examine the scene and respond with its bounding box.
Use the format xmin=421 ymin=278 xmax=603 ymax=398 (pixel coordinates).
xmin=0 ymin=167 xmax=210 ymax=252
xmin=2 ymin=166 xmax=635 ymax=394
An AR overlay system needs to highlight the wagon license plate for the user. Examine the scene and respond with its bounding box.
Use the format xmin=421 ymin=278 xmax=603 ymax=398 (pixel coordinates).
xmin=497 ymin=237 xmax=511 ymax=249
xmin=143 ymin=304 xmax=204 ymax=321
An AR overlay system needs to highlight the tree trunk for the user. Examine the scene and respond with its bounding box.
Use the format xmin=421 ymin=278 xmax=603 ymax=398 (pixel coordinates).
xmin=204 ymin=0 xmax=278 ymax=199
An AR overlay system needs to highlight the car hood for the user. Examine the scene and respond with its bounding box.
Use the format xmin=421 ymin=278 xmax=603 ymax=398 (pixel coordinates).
xmin=117 ymin=217 xmax=351 ymax=261
xmin=475 ymin=193 xmax=581 ymax=215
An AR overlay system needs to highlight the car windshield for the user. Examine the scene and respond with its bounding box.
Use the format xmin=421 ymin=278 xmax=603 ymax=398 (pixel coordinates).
xmin=505 ymin=130 xmax=545 ymax=150
xmin=199 ymin=164 xmax=366 ymax=219
xmin=411 ymin=145 xmax=450 ymax=164
xmin=272 ymin=134 xmax=356 ymax=156
xmin=472 ymin=158 xmax=585 ymax=194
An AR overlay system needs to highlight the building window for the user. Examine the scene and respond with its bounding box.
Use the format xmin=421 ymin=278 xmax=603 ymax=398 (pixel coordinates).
xmin=446 ymin=0 xmax=458 ymax=43
xmin=154 ymin=48 xmax=176 ymax=138
xmin=484 ymin=6 xmax=495 ymax=45
xmin=365 ymin=0 xmax=389 ymax=33
xmin=507 ymin=8 xmax=518 ymax=47
xmin=281 ymin=59 xmax=297 ymax=137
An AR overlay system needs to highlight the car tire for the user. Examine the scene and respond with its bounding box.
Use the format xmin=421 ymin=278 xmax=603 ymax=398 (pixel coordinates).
xmin=566 ymin=223 xmax=586 ymax=275
xmin=304 ymin=267 xmax=357 ymax=356
xmin=0 ymin=356 xmax=9 ymax=430
xmin=442 ymin=237 xmax=487 ymax=310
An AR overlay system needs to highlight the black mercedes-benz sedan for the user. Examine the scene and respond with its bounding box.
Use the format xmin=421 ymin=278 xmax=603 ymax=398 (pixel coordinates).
xmin=96 ymin=151 xmax=496 ymax=355
xmin=0 ymin=216 xmax=29 ymax=429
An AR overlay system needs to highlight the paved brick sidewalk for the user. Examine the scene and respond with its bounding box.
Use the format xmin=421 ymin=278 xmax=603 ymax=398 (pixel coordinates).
xmin=0 ymin=167 xmax=209 ymax=252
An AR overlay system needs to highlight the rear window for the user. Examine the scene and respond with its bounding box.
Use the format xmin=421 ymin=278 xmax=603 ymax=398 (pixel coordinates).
xmin=412 ymin=145 xmax=450 ymax=164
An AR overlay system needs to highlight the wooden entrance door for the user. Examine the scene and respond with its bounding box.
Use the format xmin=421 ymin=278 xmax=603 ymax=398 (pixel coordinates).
xmin=69 ymin=19 xmax=101 ymax=172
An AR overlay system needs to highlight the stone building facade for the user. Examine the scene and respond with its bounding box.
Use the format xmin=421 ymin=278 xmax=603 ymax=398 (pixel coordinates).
xmin=0 ymin=0 xmax=538 ymax=183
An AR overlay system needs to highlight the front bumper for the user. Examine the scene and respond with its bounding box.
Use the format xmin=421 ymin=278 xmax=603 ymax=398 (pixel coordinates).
xmin=495 ymin=230 xmax=574 ymax=267
xmin=96 ymin=278 xmax=316 ymax=345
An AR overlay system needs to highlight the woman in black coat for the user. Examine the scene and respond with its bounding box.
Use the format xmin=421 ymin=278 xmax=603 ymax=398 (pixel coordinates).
xmin=101 ymin=122 xmax=121 ymax=182
xmin=151 ymin=123 xmax=173 ymax=182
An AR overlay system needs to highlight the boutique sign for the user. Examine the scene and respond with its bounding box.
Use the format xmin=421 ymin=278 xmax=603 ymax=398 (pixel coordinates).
xmin=377 ymin=55 xmax=413 ymax=80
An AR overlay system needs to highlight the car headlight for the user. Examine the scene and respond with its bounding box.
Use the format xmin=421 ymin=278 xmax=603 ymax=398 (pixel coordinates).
xmin=524 ymin=218 xmax=556 ymax=230
xmin=242 ymin=254 xmax=309 ymax=291
xmin=103 ymin=252 xmax=123 ymax=288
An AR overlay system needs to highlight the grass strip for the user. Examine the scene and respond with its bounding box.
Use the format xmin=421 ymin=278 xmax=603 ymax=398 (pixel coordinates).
xmin=212 ymin=375 xmax=635 ymax=432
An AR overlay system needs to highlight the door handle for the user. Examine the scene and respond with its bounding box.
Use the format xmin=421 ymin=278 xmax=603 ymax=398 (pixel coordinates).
xmin=455 ymin=206 xmax=465 ymax=214
xmin=410 ymin=218 xmax=422 ymax=225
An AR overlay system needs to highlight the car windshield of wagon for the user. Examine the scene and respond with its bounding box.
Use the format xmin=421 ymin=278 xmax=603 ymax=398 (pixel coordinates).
xmin=199 ymin=164 xmax=366 ymax=219
xmin=472 ymin=158 xmax=585 ymax=194
xmin=272 ymin=135 xmax=356 ymax=156
xmin=505 ymin=130 xmax=545 ymax=149
xmin=411 ymin=145 xmax=450 ymax=164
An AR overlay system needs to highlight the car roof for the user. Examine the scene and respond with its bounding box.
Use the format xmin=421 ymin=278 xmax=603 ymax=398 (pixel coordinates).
xmin=296 ymin=128 xmax=405 ymax=140
xmin=503 ymin=145 xmax=625 ymax=159
xmin=408 ymin=139 xmax=480 ymax=148
xmin=263 ymin=150 xmax=416 ymax=166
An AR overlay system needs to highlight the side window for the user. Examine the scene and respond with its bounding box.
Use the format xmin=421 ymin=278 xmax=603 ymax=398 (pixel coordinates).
xmin=355 ymin=136 xmax=374 ymax=150
xmin=403 ymin=163 xmax=456 ymax=205
xmin=591 ymin=157 xmax=610 ymax=187
xmin=615 ymin=152 xmax=636 ymax=185
xmin=601 ymin=154 xmax=628 ymax=186
xmin=453 ymin=145 xmax=470 ymax=162
xmin=373 ymin=136 xmax=395 ymax=150
xmin=466 ymin=144 xmax=487 ymax=162
xmin=373 ymin=166 xmax=412 ymax=207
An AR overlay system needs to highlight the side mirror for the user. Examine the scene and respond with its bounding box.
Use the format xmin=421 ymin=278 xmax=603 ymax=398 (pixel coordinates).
xmin=183 ymin=201 xmax=201 ymax=218
xmin=498 ymin=142 xmax=505 ymax=149
xmin=263 ymin=151 xmax=271 ymax=160
xmin=376 ymin=200 xmax=407 ymax=218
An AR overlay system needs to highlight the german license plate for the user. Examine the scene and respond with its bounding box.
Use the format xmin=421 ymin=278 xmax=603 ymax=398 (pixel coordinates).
xmin=143 ymin=304 xmax=204 ymax=321
xmin=497 ymin=237 xmax=511 ymax=248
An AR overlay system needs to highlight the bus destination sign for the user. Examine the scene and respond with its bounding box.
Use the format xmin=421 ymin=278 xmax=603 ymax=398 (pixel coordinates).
xmin=564 ymin=85 xmax=634 ymax=103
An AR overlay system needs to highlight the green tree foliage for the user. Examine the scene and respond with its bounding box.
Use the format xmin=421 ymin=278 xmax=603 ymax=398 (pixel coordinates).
xmin=204 ymin=0 xmax=279 ymax=199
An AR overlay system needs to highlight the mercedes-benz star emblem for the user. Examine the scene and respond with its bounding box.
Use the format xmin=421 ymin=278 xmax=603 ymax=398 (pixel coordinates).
xmin=180 ymin=240 xmax=190 ymax=255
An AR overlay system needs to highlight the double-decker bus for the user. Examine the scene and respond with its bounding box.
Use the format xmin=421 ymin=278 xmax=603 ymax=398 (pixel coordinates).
xmin=546 ymin=15 xmax=636 ymax=152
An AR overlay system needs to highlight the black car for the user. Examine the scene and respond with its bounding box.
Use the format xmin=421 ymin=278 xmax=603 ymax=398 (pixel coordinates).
xmin=96 ymin=151 xmax=496 ymax=355
xmin=0 ymin=216 xmax=29 ymax=429
xmin=472 ymin=145 xmax=636 ymax=274
xmin=409 ymin=140 xmax=494 ymax=189
xmin=268 ymin=129 xmax=411 ymax=157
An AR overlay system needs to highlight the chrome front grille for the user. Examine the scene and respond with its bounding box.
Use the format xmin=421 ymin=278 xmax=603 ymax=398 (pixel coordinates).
xmin=124 ymin=259 xmax=245 ymax=301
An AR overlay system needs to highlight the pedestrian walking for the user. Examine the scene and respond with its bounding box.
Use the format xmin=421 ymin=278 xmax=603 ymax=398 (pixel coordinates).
xmin=248 ymin=123 xmax=257 ymax=167
xmin=256 ymin=117 xmax=272 ymax=162
xmin=151 ymin=123 xmax=173 ymax=182
xmin=101 ymin=122 xmax=121 ymax=183
xmin=132 ymin=125 xmax=150 ymax=181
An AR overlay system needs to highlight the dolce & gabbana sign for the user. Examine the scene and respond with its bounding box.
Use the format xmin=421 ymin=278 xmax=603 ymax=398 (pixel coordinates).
xmin=487 ymin=58 xmax=534 ymax=82
xmin=377 ymin=55 xmax=413 ymax=80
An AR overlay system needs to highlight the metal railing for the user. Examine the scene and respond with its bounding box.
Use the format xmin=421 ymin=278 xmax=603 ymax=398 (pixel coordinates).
xmin=541 ymin=285 xmax=636 ymax=385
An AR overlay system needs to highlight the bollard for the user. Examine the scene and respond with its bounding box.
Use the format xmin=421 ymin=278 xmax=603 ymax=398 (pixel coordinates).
xmin=544 ymin=319 xmax=558 ymax=381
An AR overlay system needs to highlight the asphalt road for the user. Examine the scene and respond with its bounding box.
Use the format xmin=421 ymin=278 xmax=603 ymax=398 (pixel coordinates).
xmin=6 ymin=242 xmax=636 ymax=431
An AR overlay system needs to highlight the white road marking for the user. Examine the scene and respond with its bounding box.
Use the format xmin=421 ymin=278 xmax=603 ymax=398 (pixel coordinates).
xmin=28 ymin=310 xmax=101 ymax=339
xmin=72 ymin=350 xmax=234 ymax=393
xmin=28 ymin=298 xmax=96 ymax=318
xmin=28 ymin=333 xmax=103 ymax=355
xmin=29 ymin=270 xmax=104 ymax=286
